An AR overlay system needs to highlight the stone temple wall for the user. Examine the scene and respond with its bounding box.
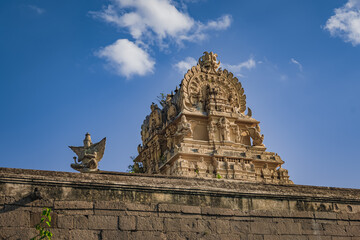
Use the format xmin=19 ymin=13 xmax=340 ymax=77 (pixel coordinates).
xmin=1 ymin=167 xmax=360 ymax=240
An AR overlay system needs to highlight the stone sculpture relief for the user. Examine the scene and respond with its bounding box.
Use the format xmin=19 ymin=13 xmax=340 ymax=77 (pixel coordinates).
xmin=69 ymin=133 xmax=106 ymax=173
xmin=134 ymin=52 xmax=293 ymax=184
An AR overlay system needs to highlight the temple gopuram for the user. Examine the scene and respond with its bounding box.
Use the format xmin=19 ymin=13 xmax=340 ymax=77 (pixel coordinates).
xmin=135 ymin=52 xmax=292 ymax=184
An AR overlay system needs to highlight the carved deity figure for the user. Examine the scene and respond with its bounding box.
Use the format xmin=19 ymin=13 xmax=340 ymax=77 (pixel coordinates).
xmin=176 ymin=115 xmax=192 ymax=138
xmin=207 ymin=120 xmax=216 ymax=141
xmin=218 ymin=117 xmax=230 ymax=141
xmin=69 ymin=133 xmax=106 ymax=173
xmin=261 ymin=163 xmax=271 ymax=180
xmin=150 ymin=103 xmax=162 ymax=131
xmin=166 ymin=95 xmax=177 ymax=121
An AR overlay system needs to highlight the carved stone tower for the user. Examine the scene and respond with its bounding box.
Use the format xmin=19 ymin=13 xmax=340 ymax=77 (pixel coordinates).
xmin=135 ymin=52 xmax=292 ymax=184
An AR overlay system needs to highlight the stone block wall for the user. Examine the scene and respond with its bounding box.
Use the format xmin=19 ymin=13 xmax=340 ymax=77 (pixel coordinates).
xmin=1 ymin=167 xmax=360 ymax=239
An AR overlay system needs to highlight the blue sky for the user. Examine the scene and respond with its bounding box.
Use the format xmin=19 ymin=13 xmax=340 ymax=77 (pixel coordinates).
xmin=1 ymin=0 xmax=360 ymax=188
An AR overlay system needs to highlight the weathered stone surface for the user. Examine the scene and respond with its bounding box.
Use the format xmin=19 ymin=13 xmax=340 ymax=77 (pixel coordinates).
xmin=230 ymin=220 xmax=250 ymax=233
xmin=1 ymin=168 xmax=360 ymax=239
xmin=69 ymin=229 xmax=100 ymax=240
xmin=0 ymin=210 xmax=30 ymax=227
xmin=164 ymin=218 xmax=181 ymax=232
xmin=250 ymin=222 xmax=277 ymax=235
xmin=54 ymin=200 xmax=93 ymax=210
xmin=0 ymin=227 xmax=36 ymax=240
xmin=180 ymin=218 xmax=198 ymax=232
xmin=88 ymin=215 xmax=118 ymax=230
xmin=57 ymin=214 xmax=73 ymax=229
xmin=94 ymin=200 xmax=126 ymax=210
xmin=216 ymin=219 xmax=231 ymax=234
xmin=137 ymin=216 xmax=164 ymax=231
xmin=101 ymin=230 xmax=129 ymax=239
xmin=73 ymin=215 xmax=89 ymax=229
xmin=119 ymin=216 xmax=136 ymax=230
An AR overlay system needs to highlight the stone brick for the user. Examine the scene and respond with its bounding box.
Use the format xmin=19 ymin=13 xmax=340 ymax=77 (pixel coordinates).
xmin=54 ymin=200 xmax=93 ymax=210
xmin=350 ymin=221 xmax=360 ymax=226
xmin=119 ymin=215 xmax=136 ymax=231
xmin=125 ymin=202 xmax=154 ymax=211
xmin=216 ymin=219 xmax=231 ymax=234
xmin=165 ymin=232 xmax=187 ymax=240
xmin=337 ymin=213 xmax=350 ymax=221
xmin=275 ymin=222 xmax=302 ymax=235
xmin=0 ymin=227 xmax=36 ymax=240
xmin=180 ymin=218 xmax=198 ymax=232
xmin=0 ymin=210 xmax=30 ymax=227
xmin=102 ymin=230 xmax=129 ymax=239
xmin=346 ymin=225 xmax=360 ymax=236
xmin=322 ymin=223 xmax=348 ymax=236
xmin=307 ymin=236 xmax=331 ymax=240
xmin=49 ymin=228 xmax=71 ymax=240
xmin=128 ymin=230 xmax=166 ymax=240
xmin=279 ymin=235 xmax=307 ymax=240
xmin=230 ymin=220 xmax=250 ymax=233
xmin=301 ymin=221 xmax=324 ymax=235
xmin=69 ymin=230 xmax=100 ymax=240
xmin=88 ymin=215 xmax=118 ymax=229
xmin=137 ymin=216 xmax=164 ymax=231
xmin=73 ymin=215 xmax=89 ymax=229
xmin=57 ymin=215 xmax=73 ymax=229
xmin=250 ymin=222 xmax=277 ymax=235
xmin=94 ymin=200 xmax=126 ymax=210
xmin=158 ymin=203 xmax=182 ymax=213
xmin=314 ymin=211 xmax=337 ymax=220
xmin=202 ymin=207 xmax=234 ymax=216
xmin=164 ymin=218 xmax=181 ymax=232
xmin=54 ymin=201 xmax=93 ymax=215
xmin=348 ymin=213 xmax=360 ymax=221
xmin=248 ymin=234 xmax=264 ymax=240
xmin=198 ymin=219 xmax=217 ymax=234
xmin=332 ymin=237 xmax=352 ymax=240
xmin=181 ymin=205 xmax=201 ymax=214
xmin=264 ymin=236 xmax=280 ymax=240
xmin=338 ymin=220 xmax=350 ymax=225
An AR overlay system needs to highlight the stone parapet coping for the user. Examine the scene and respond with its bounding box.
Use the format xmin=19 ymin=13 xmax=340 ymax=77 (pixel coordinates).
xmin=0 ymin=167 xmax=359 ymax=204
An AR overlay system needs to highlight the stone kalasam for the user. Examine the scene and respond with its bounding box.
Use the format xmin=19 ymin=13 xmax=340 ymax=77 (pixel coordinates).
xmin=135 ymin=52 xmax=292 ymax=184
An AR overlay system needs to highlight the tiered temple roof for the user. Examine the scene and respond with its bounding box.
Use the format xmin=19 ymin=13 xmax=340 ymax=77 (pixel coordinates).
xmin=135 ymin=52 xmax=292 ymax=184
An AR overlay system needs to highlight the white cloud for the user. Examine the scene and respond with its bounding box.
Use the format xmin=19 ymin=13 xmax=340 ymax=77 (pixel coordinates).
xmin=324 ymin=0 xmax=360 ymax=46
xmin=96 ymin=39 xmax=155 ymax=78
xmin=203 ymin=15 xmax=232 ymax=30
xmin=90 ymin=0 xmax=231 ymax=45
xmin=28 ymin=5 xmax=45 ymax=15
xmin=222 ymin=57 xmax=256 ymax=77
xmin=174 ymin=57 xmax=197 ymax=73
xmin=290 ymin=58 xmax=303 ymax=72
xmin=91 ymin=0 xmax=232 ymax=78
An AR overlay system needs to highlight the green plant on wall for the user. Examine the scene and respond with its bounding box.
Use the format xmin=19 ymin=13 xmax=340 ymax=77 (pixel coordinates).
xmin=127 ymin=156 xmax=144 ymax=173
xmin=31 ymin=208 xmax=53 ymax=240
xmin=216 ymin=173 xmax=222 ymax=179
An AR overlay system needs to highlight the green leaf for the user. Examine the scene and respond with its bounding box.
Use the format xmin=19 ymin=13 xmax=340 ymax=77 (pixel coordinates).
xmin=42 ymin=210 xmax=47 ymax=215
xmin=48 ymin=215 xmax=51 ymax=222
xmin=46 ymin=221 xmax=51 ymax=227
